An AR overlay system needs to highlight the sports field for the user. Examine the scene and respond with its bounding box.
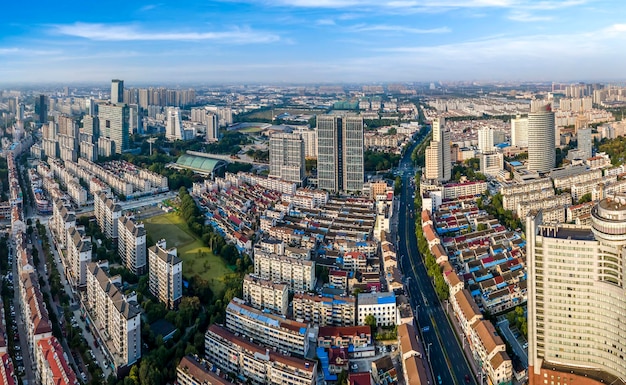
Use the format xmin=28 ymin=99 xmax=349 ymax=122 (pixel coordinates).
xmin=143 ymin=212 xmax=234 ymax=295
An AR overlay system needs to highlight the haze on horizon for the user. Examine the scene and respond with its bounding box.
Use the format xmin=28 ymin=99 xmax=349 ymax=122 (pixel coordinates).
xmin=1 ymin=0 xmax=625 ymax=84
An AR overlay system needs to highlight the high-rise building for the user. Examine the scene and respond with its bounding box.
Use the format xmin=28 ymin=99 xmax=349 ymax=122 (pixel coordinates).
xmin=118 ymin=216 xmax=147 ymax=275
xmin=577 ymin=127 xmax=593 ymax=160
xmin=97 ymin=103 xmax=130 ymax=154
xmin=206 ymin=113 xmax=219 ymax=142
xmin=148 ymin=240 xmax=183 ymax=309
xmin=511 ymin=115 xmax=528 ymax=148
xmin=477 ymin=127 xmax=495 ymax=153
xmin=527 ymin=102 xmax=555 ymax=173
xmin=269 ymin=132 xmax=305 ymax=186
xmin=424 ymin=117 xmax=451 ymax=182
xmin=317 ymin=114 xmax=364 ymax=193
xmin=35 ymin=94 xmax=48 ymax=124
xmin=527 ymin=197 xmax=626 ymax=385
xmin=293 ymin=127 xmax=317 ymax=158
xmin=111 ymin=79 xmax=124 ymax=104
xmin=165 ymin=107 xmax=183 ymax=141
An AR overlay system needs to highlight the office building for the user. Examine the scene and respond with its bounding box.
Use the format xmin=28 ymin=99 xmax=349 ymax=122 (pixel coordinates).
xmin=527 ymin=102 xmax=556 ymax=173
xmin=511 ymin=115 xmax=528 ymax=148
xmin=527 ymin=197 xmax=626 ymax=385
xmin=66 ymin=226 xmax=92 ymax=288
xmin=97 ymin=103 xmax=130 ymax=154
xmin=166 ymin=107 xmax=184 ymax=141
xmin=35 ymin=94 xmax=48 ymax=124
xmin=317 ymin=114 xmax=364 ymax=193
xmin=225 ymin=298 xmax=310 ymax=357
xmin=177 ymin=356 xmax=235 ymax=385
xmin=242 ymin=274 xmax=289 ymax=316
xmin=94 ymin=192 xmax=122 ymax=240
xmin=480 ymin=152 xmax=504 ymax=178
xmin=269 ymin=132 xmax=306 ymax=186
xmin=204 ymin=324 xmax=317 ymax=385
xmin=206 ymin=113 xmax=219 ymax=142
xmin=357 ymin=292 xmax=397 ymax=327
xmin=118 ymin=216 xmax=147 ymax=275
xmin=577 ymin=127 xmax=593 ymax=160
xmin=86 ymin=262 xmax=142 ymax=369
xmin=111 ymin=79 xmax=124 ymax=104
xmin=424 ymin=117 xmax=451 ymax=182
xmin=148 ymin=240 xmax=183 ymax=309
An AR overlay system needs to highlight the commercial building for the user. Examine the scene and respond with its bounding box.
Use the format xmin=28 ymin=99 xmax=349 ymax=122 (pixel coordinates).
xmin=527 ymin=102 xmax=556 ymax=173
xmin=205 ymin=113 xmax=219 ymax=142
xmin=117 ymin=216 xmax=147 ymax=275
xmin=148 ymin=240 xmax=183 ymax=309
xmin=204 ymin=324 xmax=317 ymax=385
xmin=166 ymin=107 xmax=184 ymax=141
xmin=293 ymin=127 xmax=317 ymax=158
xmin=225 ymin=298 xmax=310 ymax=357
xmin=111 ymin=79 xmax=124 ymax=104
xmin=293 ymin=293 xmax=356 ymax=327
xmin=269 ymin=132 xmax=306 ymax=186
xmin=511 ymin=115 xmax=528 ymax=148
xmin=242 ymin=274 xmax=289 ymax=316
xmin=85 ymin=262 xmax=142 ymax=370
xmin=424 ymin=117 xmax=451 ymax=182
xmin=357 ymin=292 xmax=397 ymax=327
xmin=480 ymin=152 xmax=504 ymax=178
xmin=527 ymin=197 xmax=626 ymax=385
xmin=317 ymin=114 xmax=364 ymax=193
xmin=97 ymin=103 xmax=130 ymax=154
xmin=477 ymin=127 xmax=495 ymax=153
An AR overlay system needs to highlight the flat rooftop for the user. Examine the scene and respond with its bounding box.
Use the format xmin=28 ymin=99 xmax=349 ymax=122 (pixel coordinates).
xmin=540 ymin=226 xmax=595 ymax=241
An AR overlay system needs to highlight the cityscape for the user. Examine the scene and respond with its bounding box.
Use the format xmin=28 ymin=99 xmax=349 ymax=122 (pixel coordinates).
xmin=2 ymin=2 xmax=626 ymax=385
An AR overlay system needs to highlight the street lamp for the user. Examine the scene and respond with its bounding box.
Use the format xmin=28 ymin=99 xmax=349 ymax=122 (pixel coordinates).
xmin=426 ymin=342 xmax=432 ymax=364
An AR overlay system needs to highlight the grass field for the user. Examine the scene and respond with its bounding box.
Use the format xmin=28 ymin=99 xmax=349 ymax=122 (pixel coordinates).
xmin=239 ymin=126 xmax=266 ymax=133
xmin=143 ymin=212 xmax=234 ymax=295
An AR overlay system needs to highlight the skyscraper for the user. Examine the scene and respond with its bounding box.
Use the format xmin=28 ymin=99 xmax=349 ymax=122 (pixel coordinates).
xmin=97 ymin=103 xmax=130 ymax=154
xmin=527 ymin=196 xmax=626 ymax=385
xmin=511 ymin=115 xmax=529 ymax=148
xmin=477 ymin=127 xmax=495 ymax=153
xmin=424 ymin=117 xmax=451 ymax=182
xmin=111 ymin=79 xmax=124 ymax=104
xmin=165 ymin=107 xmax=183 ymax=141
xmin=317 ymin=114 xmax=364 ymax=193
xmin=35 ymin=94 xmax=48 ymax=124
xmin=577 ymin=127 xmax=593 ymax=160
xmin=205 ymin=113 xmax=219 ymax=142
xmin=527 ymin=101 xmax=556 ymax=173
xmin=269 ymin=132 xmax=305 ymax=186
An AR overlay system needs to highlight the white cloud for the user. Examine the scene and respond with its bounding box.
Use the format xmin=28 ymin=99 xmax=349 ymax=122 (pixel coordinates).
xmin=0 ymin=47 xmax=61 ymax=56
xmin=507 ymin=11 xmax=553 ymax=22
xmin=51 ymin=23 xmax=280 ymax=43
xmin=316 ymin=18 xmax=336 ymax=25
xmin=348 ymin=24 xmax=451 ymax=34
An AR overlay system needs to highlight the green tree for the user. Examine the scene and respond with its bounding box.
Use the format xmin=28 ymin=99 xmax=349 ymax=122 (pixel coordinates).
xmin=578 ymin=193 xmax=592 ymax=204
xmin=364 ymin=314 xmax=377 ymax=333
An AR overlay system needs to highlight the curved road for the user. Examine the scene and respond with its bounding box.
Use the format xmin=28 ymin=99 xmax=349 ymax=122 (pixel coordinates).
xmin=396 ymin=141 xmax=477 ymax=385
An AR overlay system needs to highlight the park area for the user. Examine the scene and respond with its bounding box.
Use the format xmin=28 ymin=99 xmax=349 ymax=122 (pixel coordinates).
xmin=143 ymin=212 xmax=234 ymax=295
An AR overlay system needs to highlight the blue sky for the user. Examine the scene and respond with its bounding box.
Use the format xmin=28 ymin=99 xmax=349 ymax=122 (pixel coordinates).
xmin=0 ymin=0 xmax=624 ymax=84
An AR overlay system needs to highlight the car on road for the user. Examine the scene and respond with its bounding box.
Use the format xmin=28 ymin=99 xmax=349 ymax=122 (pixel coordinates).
xmin=437 ymin=375 xmax=442 ymax=385
xmin=465 ymin=374 xmax=471 ymax=383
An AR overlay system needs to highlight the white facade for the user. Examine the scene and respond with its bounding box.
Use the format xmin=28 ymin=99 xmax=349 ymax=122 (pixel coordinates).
xmin=66 ymin=226 xmax=92 ymax=288
xmin=424 ymin=117 xmax=451 ymax=182
xmin=118 ymin=216 xmax=147 ymax=275
xmin=527 ymin=102 xmax=556 ymax=173
xmin=510 ymin=116 xmax=528 ymax=148
xmin=357 ymin=292 xmax=397 ymax=327
xmin=477 ymin=127 xmax=495 ymax=153
xmin=148 ymin=240 xmax=183 ymax=309
xmin=253 ymin=249 xmax=315 ymax=292
xmin=269 ymin=132 xmax=305 ymax=185
xmin=242 ymin=274 xmax=289 ymax=316
xmin=166 ymin=107 xmax=184 ymax=141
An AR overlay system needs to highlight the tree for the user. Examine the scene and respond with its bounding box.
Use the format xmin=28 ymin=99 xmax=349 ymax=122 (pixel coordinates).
xmin=394 ymin=176 xmax=402 ymax=194
xmin=578 ymin=193 xmax=592 ymax=204
xmin=364 ymin=314 xmax=377 ymax=333
xmin=336 ymin=370 xmax=349 ymax=385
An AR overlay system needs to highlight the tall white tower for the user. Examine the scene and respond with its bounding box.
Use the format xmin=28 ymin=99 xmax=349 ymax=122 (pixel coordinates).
xmin=424 ymin=117 xmax=451 ymax=182
xmin=527 ymin=101 xmax=555 ymax=173
xmin=165 ymin=107 xmax=183 ymax=141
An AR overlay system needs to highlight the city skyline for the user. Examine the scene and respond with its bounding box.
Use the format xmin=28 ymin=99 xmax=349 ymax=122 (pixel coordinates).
xmin=2 ymin=0 xmax=626 ymax=84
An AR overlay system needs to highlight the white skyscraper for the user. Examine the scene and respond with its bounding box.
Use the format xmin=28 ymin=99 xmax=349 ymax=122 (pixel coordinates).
xmin=111 ymin=79 xmax=124 ymax=104
xmin=527 ymin=102 xmax=555 ymax=173
xmin=424 ymin=117 xmax=451 ymax=182
xmin=165 ymin=107 xmax=183 ymax=141
xmin=477 ymin=127 xmax=495 ymax=153
xmin=205 ymin=113 xmax=219 ymax=142
xmin=511 ymin=115 xmax=529 ymax=148
xmin=269 ymin=132 xmax=305 ymax=186
xmin=317 ymin=114 xmax=364 ymax=193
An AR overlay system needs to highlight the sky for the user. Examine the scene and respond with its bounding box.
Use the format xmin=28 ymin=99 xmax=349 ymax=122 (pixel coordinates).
xmin=0 ymin=0 xmax=625 ymax=84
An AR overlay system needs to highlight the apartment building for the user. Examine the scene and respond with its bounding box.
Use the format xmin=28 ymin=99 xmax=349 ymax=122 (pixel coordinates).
xmin=503 ymin=189 xmax=554 ymax=212
xmin=94 ymin=191 xmax=122 ymax=239
xmin=317 ymin=326 xmax=372 ymax=349
xmin=357 ymin=292 xmax=397 ymax=327
xmin=225 ymin=299 xmax=310 ymax=357
xmin=204 ymin=324 xmax=317 ymax=385
xmin=570 ymin=175 xmax=616 ymax=202
xmin=242 ymin=274 xmax=288 ymax=316
xmin=293 ymin=293 xmax=356 ymax=327
xmin=177 ymin=356 xmax=235 ymax=385
xmin=469 ymin=321 xmax=512 ymax=385
xmin=19 ymin=269 xmax=53 ymax=373
xmin=148 ymin=240 xmax=183 ymax=309
xmin=397 ymin=323 xmax=428 ymax=385
xmin=552 ymin=168 xmax=602 ymax=190
xmin=253 ymin=249 xmax=315 ymax=292
xmin=117 ymin=216 xmax=147 ymax=275
xmin=516 ymin=193 xmax=571 ymax=219
xmin=0 ymin=353 xmax=16 ymax=385
xmin=51 ymin=198 xmax=75 ymax=248
xmin=85 ymin=262 xmax=142 ymax=369
xmin=35 ymin=337 xmax=79 ymax=385
xmin=500 ymin=178 xmax=552 ymax=196
xmin=65 ymin=226 xmax=92 ymax=288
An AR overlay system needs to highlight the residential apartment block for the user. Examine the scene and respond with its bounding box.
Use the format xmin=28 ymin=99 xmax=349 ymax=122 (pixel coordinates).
xmin=225 ymin=299 xmax=310 ymax=357
xmin=117 ymin=216 xmax=147 ymax=275
xmin=253 ymin=249 xmax=315 ymax=292
xmin=85 ymin=262 xmax=142 ymax=370
xmin=242 ymin=274 xmax=289 ymax=316
xmin=357 ymin=292 xmax=397 ymax=327
xmin=65 ymin=226 xmax=92 ymax=288
xmin=148 ymin=240 xmax=183 ymax=309
xmin=51 ymin=198 xmax=75 ymax=249
xmin=35 ymin=337 xmax=78 ymax=385
xmin=204 ymin=324 xmax=316 ymax=385
xmin=176 ymin=356 xmax=235 ymax=385
xmin=292 ymin=293 xmax=356 ymax=327
xmin=94 ymin=191 xmax=122 ymax=239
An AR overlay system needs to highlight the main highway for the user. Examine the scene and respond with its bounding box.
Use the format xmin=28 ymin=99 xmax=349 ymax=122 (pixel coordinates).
xmin=396 ymin=141 xmax=477 ymax=385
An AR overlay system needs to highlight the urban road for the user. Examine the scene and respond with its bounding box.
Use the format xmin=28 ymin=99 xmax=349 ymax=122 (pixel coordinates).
xmin=396 ymin=145 xmax=477 ymax=385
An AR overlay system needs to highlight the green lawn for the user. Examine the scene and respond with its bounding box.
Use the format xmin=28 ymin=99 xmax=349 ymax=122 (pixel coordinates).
xmin=143 ymin=212 xmax=234 ymax=295
xmin=240 ymin=126 xmax=265 ymax=133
